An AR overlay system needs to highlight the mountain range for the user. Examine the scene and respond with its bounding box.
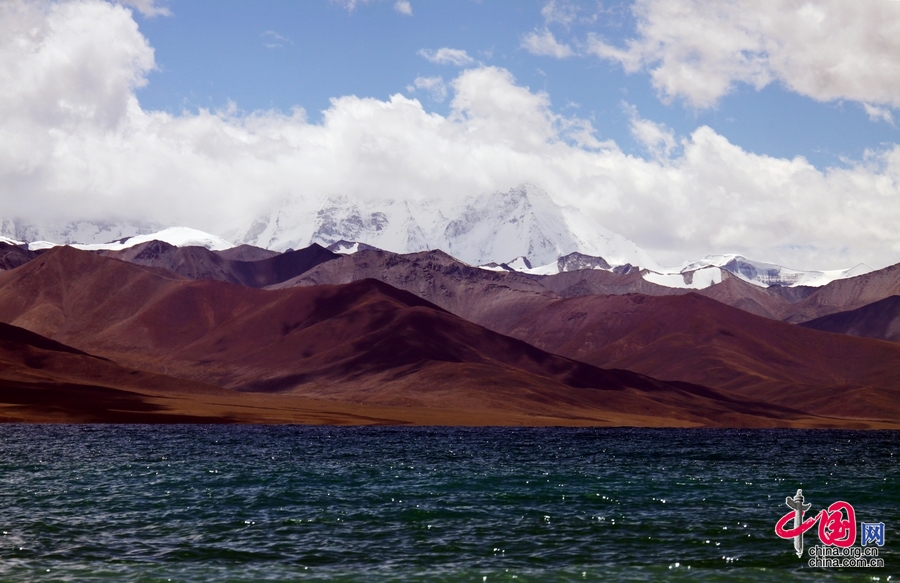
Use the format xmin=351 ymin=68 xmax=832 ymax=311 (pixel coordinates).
xmin=1 ymin=184 xmax=896 ymax=426
xmin=1 ymin=184 xmax=871 ymax=289
xmin=0 ymin=233 xmax=898 ymax=426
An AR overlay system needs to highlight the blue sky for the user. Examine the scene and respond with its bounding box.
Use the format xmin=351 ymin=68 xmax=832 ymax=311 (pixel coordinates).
xmin=2 ymin=0 xmax=900 ymax=269
xmin=134 ymin=0 xmax=898 ymax=170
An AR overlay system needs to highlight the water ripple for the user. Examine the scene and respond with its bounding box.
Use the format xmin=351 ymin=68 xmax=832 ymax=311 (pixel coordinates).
xmin=0 ymin=426 xmax=896 ymax=581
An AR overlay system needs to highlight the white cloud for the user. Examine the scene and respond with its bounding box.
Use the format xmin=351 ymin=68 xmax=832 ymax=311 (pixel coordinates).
xmin=0 ymin=0 xmax=155 ymax=130
xmin=2 ymin=0 xmax=900 ymax=270
xmin=407 ymin=76 xmax=446 ymax=102
xmin=262 ymin=31 xmax=292 ymax=49
xmin=588 ymin=0 xmax=900 ymax=109
xmin=540 ymin=0 xmax=597 ymax=27
xmin=521 ymin=29 xmax=575 ymax=59
xmin=117 ymin=0 xmax=170 ymax=17
xmin=330 ymin=0 xmax=367 ymax=11
xmin=541 ymin=0 xmax=578 ymax=26
xmin=331 ymin=0 xmax=411 ymax=14
xmin=418 ymin=47 xmax=475 ymax=67
xmin=864 ymin=103 xmax=895 ymax=126
xmin=623 ymin=102 xmax=676 ymax=160
xmin=393 ymin=0 xmax=412 ymax=16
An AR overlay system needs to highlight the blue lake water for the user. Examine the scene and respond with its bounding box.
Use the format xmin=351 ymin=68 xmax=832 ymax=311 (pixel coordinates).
xmin=0 ymin=425 xmax=896 ymax=581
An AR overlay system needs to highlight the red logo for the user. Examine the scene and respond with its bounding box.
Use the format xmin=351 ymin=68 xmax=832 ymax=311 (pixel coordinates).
xmin=776 ymin=495 xmax=856 ymax=548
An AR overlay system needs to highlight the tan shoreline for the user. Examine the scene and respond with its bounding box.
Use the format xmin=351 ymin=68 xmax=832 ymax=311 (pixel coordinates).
xmin=3 ymin=388 xmax=898 ymax=429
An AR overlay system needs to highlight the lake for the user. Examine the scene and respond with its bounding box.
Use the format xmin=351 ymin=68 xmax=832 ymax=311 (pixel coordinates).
xmin=0 ymin=425 xmax=896 ymax=581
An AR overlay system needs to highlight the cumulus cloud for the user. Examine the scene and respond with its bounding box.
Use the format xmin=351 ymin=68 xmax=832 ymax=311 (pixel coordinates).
xmin=2 ymin=0 xmax=900 ymax=270
xmin=588 ymin=0 xmax=900 ymax=109
xmin=393 ymin=0 xmax=412 ymax=15
xmin=521 ymin=29 xmax=575 ymax=59
xmin=418 ymin=47 xmax=475 ymax=67
xmin=407 ymin=76 xmax=446 ymax=102
xmin=623 ymin=102 xmax=677 ymax=160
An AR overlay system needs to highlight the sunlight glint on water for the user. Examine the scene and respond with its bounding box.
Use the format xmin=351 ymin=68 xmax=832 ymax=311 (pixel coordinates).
xmin=0 ymin=426 xmax=896 ymax=581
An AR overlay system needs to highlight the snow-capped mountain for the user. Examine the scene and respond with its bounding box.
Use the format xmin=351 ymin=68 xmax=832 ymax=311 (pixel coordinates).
xmin=677 ymin=255 xmax=871 ymax=288
xmin=2 ymin=184 xmax=873 ymax=290
xmin=231 ymin=184 xmax=662 ymax=270
xmin=27 ymin=227 xmax=234 ymax=252
xmin=495 ymin=249 xmax=869 ymax=290
xmin=0 ymin=219 xmax=160 ymax=248
xmin=230 ymin=194 xmax=428 ymax=258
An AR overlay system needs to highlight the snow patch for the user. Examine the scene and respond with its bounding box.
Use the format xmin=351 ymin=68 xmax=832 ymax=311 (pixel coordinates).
xmin=332 ymin=241 xmax=360 ymax=254
xmin=522 ymin=261 xmax=562 ymax=275
xmin=28 ymin=227 xmax=234 ymax=252
xmin=643 ymin=266 xmax=723 ymax=289
xmin=26 ymin=241 xmax=59 ymax=251
xmin=477 ymin=263 xmax=510 ymax=273
xmin=325 ymin=240 xmax=381 ymax=255
xmin=0 ymin=235 xmax=26 ymax=246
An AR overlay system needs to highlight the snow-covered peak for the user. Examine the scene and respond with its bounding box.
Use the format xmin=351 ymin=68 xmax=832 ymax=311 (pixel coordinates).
xmin=2 ymin=219 xmax=160 ymax=248
xmin=677 ymin=254 xmax=872 ymax=288
xmin=28 ymin=227 xmax=234 ymax=252
xmin=4 ymin=188 xmax=876 ymax=291
xmin=489 ymin=247 xmax=871 ymax=291
xmin=232 ymin=183 xmax=662 ymax=269
xmin=441 ymin=184 xmax=663 ymax=270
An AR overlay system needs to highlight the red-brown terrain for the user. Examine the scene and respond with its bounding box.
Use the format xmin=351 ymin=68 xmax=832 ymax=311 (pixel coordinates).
xmin=277 ymin=248 xmax=561 ymax=332
xmin=280 ymin=246 xmax=900 ymax=326
xmin=479 ymin=292 xmax=900 ymax=421
xmin=99 ymin=240 xmax=338 ymax=287
xmin=782 ymin=263 xmax=900 ymax=322
xmin=800 ymin=295 xmax=900 ymax=343
xmin=0 ymin=321 xmax=238 ymax=423
xmin=0 ymin=243 xmax=898 ymax=427
xmin=0 ymin=246 xmax=832 ymax=427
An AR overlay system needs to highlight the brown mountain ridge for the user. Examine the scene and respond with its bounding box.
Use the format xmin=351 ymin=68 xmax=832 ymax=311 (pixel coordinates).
xmin=1 ymin=243 xmax=899 ymax=427
xmin=0 ymin=245 xmax=837 ymax=427
xmin=800 ymin=295 xmax=900 ymax=343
